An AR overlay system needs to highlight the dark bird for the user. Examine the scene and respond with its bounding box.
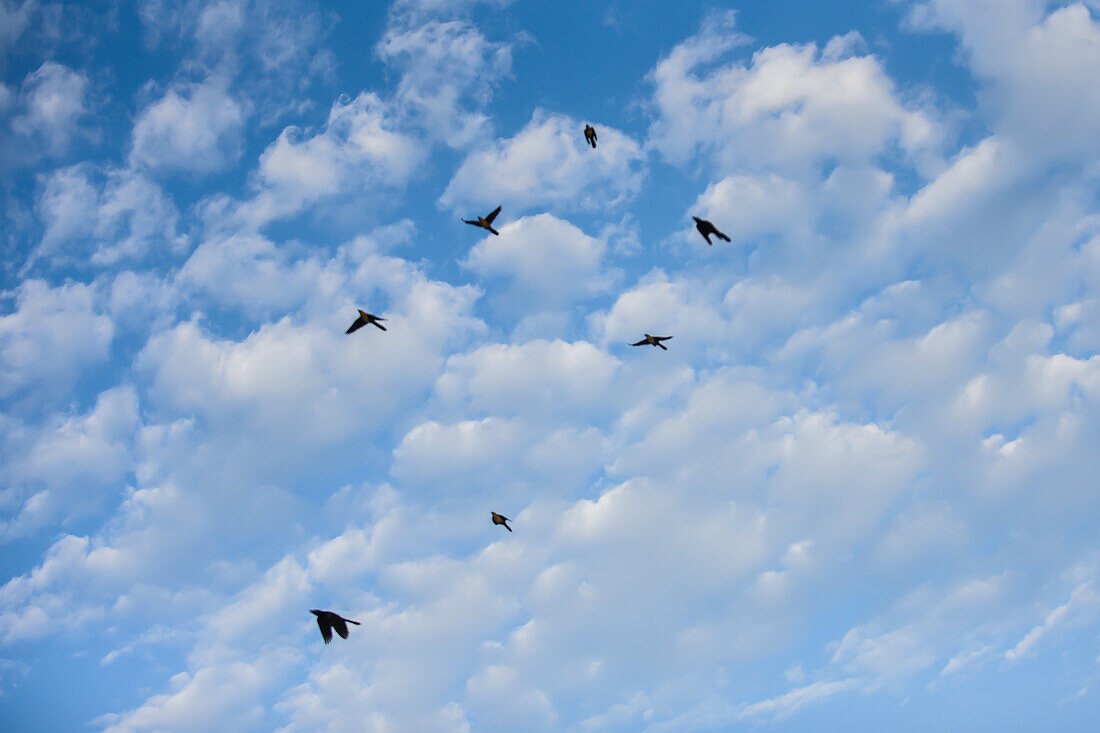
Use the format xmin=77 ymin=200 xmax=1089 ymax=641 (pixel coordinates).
xmin=584 ymin=124 xmax=597 ymax=149
xmin=346 ymin=309 xmax=386 ymax=334
xmin=463 ymin=205 xmax=502 ymax=236
xmin=631 ymin=334 xmax=673 ymax=350
xmin=491 ymin=511 xmax=512 ymax=532
xmin=310 ymin=609 xmax=360 ymax=644
xmin=692 ymin=216 xmax=731 ymax=245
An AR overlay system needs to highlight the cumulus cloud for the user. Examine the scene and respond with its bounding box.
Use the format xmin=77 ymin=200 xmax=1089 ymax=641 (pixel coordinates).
xmin=36 ymin=164 xmax=187 ymax=264
xmin=911 ymin=0 xmax=1100 ymax=164
xmin=1 ymin=386 xmax=139 ymax=540
xmin=647 ymin=12 xmax=942 ymax=175
xmin=11 ymin=61 xmax=92 ymax=156
xmin=0 ymin=279 xmax=113 ymax=407
xmin=462 ymin=214 xmax=616 ymax=311
xmin=441 ymin=110 xmax=645 ymax=213
xmin=228 ymin=91 xmax=421 ymax=227
xmin=377 ymin=17 xmax=517 ymax=146
xmin=130 ymin=76 xmax=245 ymax=174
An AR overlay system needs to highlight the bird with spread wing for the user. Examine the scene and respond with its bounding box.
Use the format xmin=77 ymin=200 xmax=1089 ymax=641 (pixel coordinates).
xmin=631 ymin=334 xmax=673 ymax=350
xmin=463 ymin=205 xmax=503 ymax=236
xmin=346 ymin=309 xmax=386 ymax=334
xmin=310 ymin=609 xmax=360 ymax=644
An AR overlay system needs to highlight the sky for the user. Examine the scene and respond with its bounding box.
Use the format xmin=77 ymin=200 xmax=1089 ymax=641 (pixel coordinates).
xmin=2 ymin=0 xmax=1100 ymax=730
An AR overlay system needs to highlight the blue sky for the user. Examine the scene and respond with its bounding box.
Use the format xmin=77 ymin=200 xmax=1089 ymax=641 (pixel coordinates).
xmin=2 ymin=0 xmax=1100 ymax=730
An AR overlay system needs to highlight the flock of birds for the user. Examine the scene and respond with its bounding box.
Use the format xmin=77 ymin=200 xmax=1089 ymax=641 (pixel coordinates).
xmin=312 ymin=124 xmax=731 ymax=644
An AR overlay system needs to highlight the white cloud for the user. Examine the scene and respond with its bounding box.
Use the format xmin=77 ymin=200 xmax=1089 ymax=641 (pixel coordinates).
xmin=647 ymin=12 xmax=941 ymax=175
xmin=377 ymin=18 xmax=516 ymax=147
xmin=434 ymin=339 xmax=621 ymax=422
xmin=12 ymin=61 xmax=91 ymax=155
xmin=0 ymin=279 xmax=114 ymax=406
xmin=36 ymin=164 xmax=187 ymax=264
xmin=463 ymin=214 xmax=616 ymax=311
xmin=230 ymin=91 xmax=422 ymax=226
xmin=0 ymin=0 xmax=34 ymax=55
xmin=1005 ymin=581 xmax=1100 ymax=661
xmin=1 ymin=386 xmax=139 ymax=540
xmin=98 ymin=651 xmax=301 ymax=733
xmin=912 ymin=0 xmax=1100 ymax=164
xmin=441 ymin=110 xmax=645 ymax=213
xmin=130 ymin=76 xmax=245 ymax=174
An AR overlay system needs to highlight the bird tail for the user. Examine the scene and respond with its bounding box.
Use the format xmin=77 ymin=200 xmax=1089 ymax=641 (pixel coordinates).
xmin=658 ymin=343 xmax=667 ymax=350
xmin=505 ymin=523 xmax=513 ymax=532
xmin=488 ymin=226 xmax=499 ymax=236
xmin=346 ymin=619 xmax=361 ymax=625
xmin=718 ymin=232 xmax=731 ymax=241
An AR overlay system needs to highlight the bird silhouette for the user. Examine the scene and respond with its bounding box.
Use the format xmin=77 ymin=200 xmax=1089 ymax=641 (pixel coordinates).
xmin=584 ymin=124 xmax=597 ymax=149
xmin=310 ymin=609 xmax=360 ymax=643
xmin=346 ymin=309 xmax=386 ymax=334
xmin=692 ymin=216 xmax=730 ymax=245
xmin=491 ymin=511 xmax=512 ymax=532
xmin=631 ymin=334 xmax=673 ymax=350
xmin=463 ymin=205 xmax=503 ymax=236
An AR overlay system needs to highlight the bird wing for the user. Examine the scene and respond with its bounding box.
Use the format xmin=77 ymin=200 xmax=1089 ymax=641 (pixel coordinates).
xmin=346 ymin=317 xmax=366 ymax=335
xmin=630 ymin=339 xmax=648 ymax=346
xmin=485 ymin=206 xmax=502 ymax=224
xmin=317 ymin=616 xmax=334 ymax=643
xmin=333 ymin=617 xmax=350 ymax=639
xmin=655 ymin=336 xmax=672 ymax=341
xmin=463 ymin=218 xmax=479 ymax=227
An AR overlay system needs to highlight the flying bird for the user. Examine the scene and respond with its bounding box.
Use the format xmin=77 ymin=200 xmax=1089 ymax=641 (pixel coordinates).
xmin=584 ymin=124 xmax=597 ymax=149
xmin=346 ymin=309 xmax=386 ymax=334
xmin=692 ymin=216 xmax=731 ymax=245
xmin=491 ymin=511 xmax=512 ymax=532
xmin=310 ymin=609 xmax=360 ymax=644
xmin=463 ymin=205 xmax=503 ymax=236
xmin=631 ymin=334 xmax=673 ymax=350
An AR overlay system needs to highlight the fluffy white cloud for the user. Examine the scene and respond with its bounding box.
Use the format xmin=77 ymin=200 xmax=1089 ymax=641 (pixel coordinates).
xmin=36 ymin=164 xmax=187 ymax=264
xmin=441 ymin=111 xmax=645 ymax=213
xmin=648 ymin=12 xmax=942 ymax=175
xmin=130 ymin=76 xmax=245 ymax=174
xmin=434 ymin=338 xmax=621 ymax=422
xmin=377 ymin=18 xmax=516 ymax=147
xmin=1 ymin=386 xmax=139 ymax=540
xmin=11 ymin=61 xmax=91 ymax=156
xmin=463 ymin=214 xmax=616 ymax=311
xmin=227 ymin=92 xmax=421 ymax=227
xmin=0 ymin=279 xmax=114 ymax=407
xmin=911 ymin=0 xmax=1100 ymax=164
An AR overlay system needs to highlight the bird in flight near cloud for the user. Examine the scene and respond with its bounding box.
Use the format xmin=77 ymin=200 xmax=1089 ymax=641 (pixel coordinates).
xmin=491 ymin=511 xmax=513 ymax=532
xmin=631 ymin=334 xmax=673 ymax=350
xmin=346 ymin=309 xmax=386 ymax=334
xmin=310 ymin=609 xmax=360 ymax=644
xmin=584 ymin=124 xmax=597 ymax=149
xmin=693 ymin=216 xmax=731 ymax=245
xmin=463 ymin=205 xmax=503 ymax=236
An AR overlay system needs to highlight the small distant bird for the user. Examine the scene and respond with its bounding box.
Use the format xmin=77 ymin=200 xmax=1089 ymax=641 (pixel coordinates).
xmin=631 ymin=334 xmax=673 ymax=350
xmin=491 ymin=511 xmax=512 ymax=532
xmin=693 ymin=216 xmax=730 ymax=245
xmin=584 ymin=124 xmax=597 ymax=149
xmin=463 ymin=205 xmax=502 ymax=236
xmin=310 ymin=609 xmax=360 ymax=644
xmin=346 ymin=309 xmax=386 ymax=334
